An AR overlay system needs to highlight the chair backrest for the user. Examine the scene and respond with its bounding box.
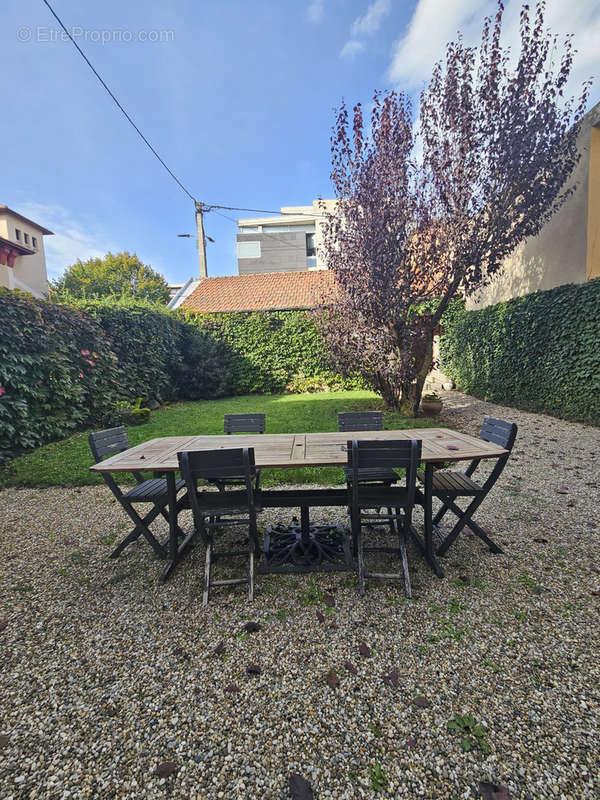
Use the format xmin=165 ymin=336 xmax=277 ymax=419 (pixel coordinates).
xmin=338 ymin=411 xmax=383 ymax=432
xmin=467 ymin=416 xmax=518 ymax=488
xmin=347 ymin=438 xmax=422 ymax=507
xmin=178 ymin=448 xmax=256 ymax=532
xmin=89 ymin=426 xmax=129 ymax=464
xmin=224 ymin=414 xmax=266 ymax=435
xmin=178 ymin=447 xmax=256 ymax=486
xmin=479 ymin=416 xmax=518 ymax=451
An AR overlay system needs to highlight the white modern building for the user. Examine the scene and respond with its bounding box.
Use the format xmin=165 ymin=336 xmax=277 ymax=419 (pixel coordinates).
xmin=236 ymin=199 xmax=336 ymax=275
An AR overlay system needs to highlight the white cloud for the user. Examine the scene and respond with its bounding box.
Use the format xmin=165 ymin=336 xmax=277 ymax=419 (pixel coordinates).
xmin=351 ymin=0 xmax=392 ymax=37
xmin=388 ymin=0 xmax=599 ymax=96
xmin=307 ymin=0 xmax=325 ymax=23
xmin=16 ymin=202 xmax=115 ymax=280
xmin=340 ymin=0 xmax=391 ymax=59
xmin=340 ymin=40 xmax=366 ymax=59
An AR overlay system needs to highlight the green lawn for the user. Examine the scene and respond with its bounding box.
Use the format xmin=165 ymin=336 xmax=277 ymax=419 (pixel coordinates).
xmin=0 ymin=391 xmax=444 ymax=488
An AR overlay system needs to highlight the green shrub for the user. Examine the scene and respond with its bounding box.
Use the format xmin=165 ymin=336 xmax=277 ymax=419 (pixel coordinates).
xmin=0 ymin=289 xmax=120 ymax=462
xmin=439 ymin=279 xmax=600 ymax=424
xmin=187 ymin=309 xmax=366 ymax=394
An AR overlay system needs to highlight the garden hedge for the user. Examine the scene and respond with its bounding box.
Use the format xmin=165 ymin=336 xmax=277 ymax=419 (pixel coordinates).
xmin=0 ymin=294 xmax=357 ymax=463
xmin=439 ymin=279 xmax=600 ymax=424
xmin=188 ymin=309 xmax=365 ymax=395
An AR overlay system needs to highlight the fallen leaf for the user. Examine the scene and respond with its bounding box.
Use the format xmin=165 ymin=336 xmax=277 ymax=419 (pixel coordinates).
xmin=289 ymin=773 xmax=315 ymax=800
xmin=243 ymin=622 xmax=261 ymax=633
xmin=479 ymin=781 xmax=512 ymax=800
xmin=246 ymin=664 xmax=262 ymax=676
xmin=556 ymin=489 xmax=568 ymax=495
xmin=329 ymin=622 xmax=338 ymax=631
xmin=155 ymin=761 xmax=177 ymax=778
xmin=323 ymin=593 xmax=335 ymax=607
xmin=0 ymin=735 xmax=9 ymax=749
xmin=591 ymin=590 xmax=600 ymax=597
xmin=412 ymin=696 xmax=431 ymax=709
xmin=383 ymin=668 xmax=399 ymax=688
xmin=316 ymin=611 xmax=325 ymax=623
xmin=173 ymin=647 xmax=189 ymax=660
xmin=533 ymin=538 xmax=548 ymax=544
xmin=359 ymin=642 xmax=371 ymax=658
xmin=404 ymin=737 xmax=417 ymax=749
xmin=224 ymin=683 xmax=240 ymax=693
xmin=326 ymin=668 xmax=339 ymax=689
xmin=212 ymin=641 xmax=225 ymax=656
xmin=0 ymin=620 xmax=7 ymax=632
xmin=344 ymin=661 xmax=358 ymax=675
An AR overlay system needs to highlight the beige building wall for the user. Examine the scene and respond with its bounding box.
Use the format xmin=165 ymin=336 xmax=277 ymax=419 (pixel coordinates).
xmin=0 ymin=206 xmax=52 ymax=298
xmin=467 ymin=103 xmax=600 ymax=310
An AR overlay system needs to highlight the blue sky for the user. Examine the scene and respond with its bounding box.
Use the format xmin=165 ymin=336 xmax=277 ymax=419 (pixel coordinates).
xmin=2 ymin=0 xmax=598 ymax=283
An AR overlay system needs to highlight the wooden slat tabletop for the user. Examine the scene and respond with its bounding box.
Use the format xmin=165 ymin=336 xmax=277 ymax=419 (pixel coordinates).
xmin=90 ymin=428 xmax=507 ymax=473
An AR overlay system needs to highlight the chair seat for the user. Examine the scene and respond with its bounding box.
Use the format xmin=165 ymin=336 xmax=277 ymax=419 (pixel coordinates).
xmin=343 ymin=466 xmax=398 ymax=483
xmin=418 ymin=470 xmax=483 ymax=495
xmin=353 ymin=485 xmax=410 ymax=508
xmin=124 ymin=477 xmax=186 ymax=502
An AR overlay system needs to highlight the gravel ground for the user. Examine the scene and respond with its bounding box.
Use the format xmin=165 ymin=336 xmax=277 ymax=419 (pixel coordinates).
xmin=1 ymin=391 xmax=599 ymax=800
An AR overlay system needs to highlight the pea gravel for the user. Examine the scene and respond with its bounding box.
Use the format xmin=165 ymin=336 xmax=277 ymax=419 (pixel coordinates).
xmin=1 ymin=391 xmax=599 ymax=799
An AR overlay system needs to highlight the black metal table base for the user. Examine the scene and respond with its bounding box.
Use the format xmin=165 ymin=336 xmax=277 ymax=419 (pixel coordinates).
xmin=260 ymin=507 xmax=352 ymax=573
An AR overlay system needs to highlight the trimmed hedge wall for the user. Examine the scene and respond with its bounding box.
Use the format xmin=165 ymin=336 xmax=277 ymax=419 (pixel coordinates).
xmin=0 ymin=294 xmax=358 ymax=463
xmin=439 ymin=279 xmax=600 ymax=424
xmin=189 ymin=310 xmax=365 ymax=395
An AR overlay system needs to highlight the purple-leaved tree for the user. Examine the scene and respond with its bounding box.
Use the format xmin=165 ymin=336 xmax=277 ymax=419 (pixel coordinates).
xmin=316 ymin=0 xmax=590 ymax=414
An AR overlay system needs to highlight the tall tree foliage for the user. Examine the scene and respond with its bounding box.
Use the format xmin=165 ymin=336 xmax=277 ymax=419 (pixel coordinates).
xmin=316 ymin=1 xmax=590 ymax=413
xmin=52 ymin=251 xmax=170 ymax=304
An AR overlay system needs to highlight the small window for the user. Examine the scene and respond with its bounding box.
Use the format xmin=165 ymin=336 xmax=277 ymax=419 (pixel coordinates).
xmin=15 ymin=229 xmax=21 ymax=241
xmin=237 ymin=241 xmax=261 ymax=259
xmin=32 ymin=237 xmax=38 ymax=249
xmin=23 ymin=232 xmax=30 ymax=245
xmin=306 ymin=233 xmax=316 ymax=257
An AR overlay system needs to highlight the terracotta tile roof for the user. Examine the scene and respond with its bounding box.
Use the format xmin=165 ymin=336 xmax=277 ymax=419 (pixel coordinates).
xmin=181 ymin=270 xmax=335 ymax=312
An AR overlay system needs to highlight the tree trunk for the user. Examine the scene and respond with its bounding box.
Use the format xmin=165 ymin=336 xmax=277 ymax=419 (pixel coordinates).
xmin=399 ymin=325 xmax=435 ymax=417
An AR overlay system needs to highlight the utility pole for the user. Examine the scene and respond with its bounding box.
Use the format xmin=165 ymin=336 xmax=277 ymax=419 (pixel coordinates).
xmin=195 ymin=201 xmax=208 ymax=278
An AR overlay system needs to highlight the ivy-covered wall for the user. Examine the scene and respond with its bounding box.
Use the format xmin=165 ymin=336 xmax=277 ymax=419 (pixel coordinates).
xmin=439 ymin=279 xmax=600 ymax=424
xmin=188 ymin=309 xmax=364 ymax=395
xmin=0 ymin=294 xmax=357 ymax=463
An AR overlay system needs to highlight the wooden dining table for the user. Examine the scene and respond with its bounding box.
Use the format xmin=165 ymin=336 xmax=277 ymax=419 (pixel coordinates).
xmin=91 ymin=427 xmax=507 ymax=581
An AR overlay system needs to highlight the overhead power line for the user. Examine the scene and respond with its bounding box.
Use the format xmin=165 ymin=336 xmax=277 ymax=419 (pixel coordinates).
xmin=203 ymin=203 xmax=330 ymax=219
xmin=40 ymin=0 xmax=197 ymax=203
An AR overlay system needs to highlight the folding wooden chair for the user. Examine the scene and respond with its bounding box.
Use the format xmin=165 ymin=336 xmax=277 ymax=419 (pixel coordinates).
xmin=178 ymin=447 xmax=260 ymax=605
xmin=418 ymin=416 xmax=518 ymax=557
xmin=89 ymin=426 xmax=186 ymax=559
xmin=338 ymin=412 xmax=398 ymax=485
xmin=215 ymin=413 xmax=266 ymax=491
xmin=346 ymin=438 xmax=422 ymax=597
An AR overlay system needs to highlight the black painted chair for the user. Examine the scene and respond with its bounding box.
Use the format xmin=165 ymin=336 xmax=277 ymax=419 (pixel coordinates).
xmin=178 ymin=447 xmax=260 ymax=605
xmin=217 ymin=413 xmax=266 ymax=491
xmin=346 ymin=438 xmax=422 ymax=597
xmin=338 ymin=412 xmax=398 ymax=485
xmin=417 ymin=416 xmax=518 ymax=556
xmin=89 ymin=426 xmax=186 ymax=559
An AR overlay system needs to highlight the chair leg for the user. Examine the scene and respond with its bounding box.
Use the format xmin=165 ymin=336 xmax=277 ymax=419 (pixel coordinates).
xmin=110 ymin=503 xmax=166 ymax=559
xmin=432 ymin=502 xmax=451 ymax=526
xmin=436 ymin=496 xmax=502 ymax=556
xmin=357 ymin=522 xmax=366 ymax=597
xmin=202 ymin=540 xmax=213 ymax=607
xmin=395 ymin=509 xmax=412 ymax=599
xmin=248 ymin=548 xmax=255 ymax=601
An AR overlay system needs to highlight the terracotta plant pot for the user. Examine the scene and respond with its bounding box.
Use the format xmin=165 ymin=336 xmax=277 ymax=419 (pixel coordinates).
xmin=420 ymin=398 xmax=443 ymax=416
